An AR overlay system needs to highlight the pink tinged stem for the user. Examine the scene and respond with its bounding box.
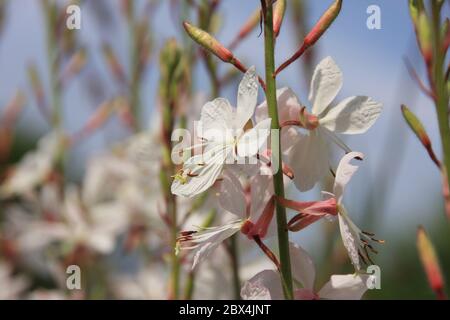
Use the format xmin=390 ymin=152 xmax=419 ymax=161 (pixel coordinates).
xmin=276 ymin=196 xmax=337 ymax=216
xmin=252 ymin=235 xmax=281 ymax=271
xmin=288 ymin=214 xmax=323 ymax=232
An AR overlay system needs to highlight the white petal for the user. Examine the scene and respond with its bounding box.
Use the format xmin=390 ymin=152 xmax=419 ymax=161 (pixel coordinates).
xmin=310 ymin=56 xmax=343 ymax=116
xmin=218 ymin=171 xmax=246 ymax=217
xmin=188 ymin=221 xmax=242 ymax=269
xmin=255 ymin=87 xmax=302 ymax=124
xmin=237 ymin=118 xmax=272 ymax=157
xmin=289 ymin=242 xmax=316 ymax=290
xmin=198 ymin=98 xmax=234 ymax=142
xmin=87 ymin=233 xmax=115 ymax=254
xmin=333 ymin=151 xmax=364 ymax=203
xmin=320 ymin=96 xmax=382 ymax=134
xmin=289 ymin=130 xmax=329 ymax=192
xmin=338 ymin=213 xmax=361 ymax=271
xmin=280 ymin=127 xmax=302 ymax=154
xmin=318 ymin=274 xmax=369 ymax=300
xmin=171 ymin=144 xmax=231 ymax=197
xmin=241 ymin=270 xmax=284 ymax=300
xmin=235 ymin=66 xmax=258 ymax=129
xmin=249 ymin=174 xmax=273 ymax=221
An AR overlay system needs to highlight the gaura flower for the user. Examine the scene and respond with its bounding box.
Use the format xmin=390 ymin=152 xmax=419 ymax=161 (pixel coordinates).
xmin=256 ymin=56 xmax=382 ymax=191
xmin=0 ymin=262 xmax=28 ymax=300
xmin=334 ymin=152 xmax=384 ymax=271
xmin=241 ymin=242 xmax=371 ymax=300
xmin=176 ymin=170 xmax=276 ymax=269
xmin=279 ymin=152 xmax=383 ymax=271
xmin=16 ymin=185 xmax=130 ymax=255
xmin=0 ymin=131 xmax=64 ymax=198
xmin=171 ymin=67 xmax=272 ymax=198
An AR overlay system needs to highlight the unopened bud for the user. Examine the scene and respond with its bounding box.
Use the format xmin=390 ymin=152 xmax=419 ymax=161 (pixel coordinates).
xmin=304 ymin=0 xmax=342 ymax=47
xmin=273 ymin=0 xmax=287 ymax=37
xmin=401 ymin=104 xmax=440 ymax=168
xmin=183 ymin=21 xmax=234 ymax=63
xmin=409 ymin=1 xmax=432 ymax=65
xmin=417 ymin=226 xmax=446 ymax=299
xmin=275 ymin=0 xmax=342 ymax=75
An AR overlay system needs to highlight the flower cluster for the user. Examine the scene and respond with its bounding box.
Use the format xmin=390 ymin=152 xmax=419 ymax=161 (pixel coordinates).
xmin=172 ymin=56 xmax=383 ymax=299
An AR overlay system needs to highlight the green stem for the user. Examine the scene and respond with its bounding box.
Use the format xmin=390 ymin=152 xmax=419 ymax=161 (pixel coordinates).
xmin=261 ymin=0 xmax=293 ymax=300
xmin=161 ymin=78 xmax=179 ymax=300
xmin=431 ymin=3 xmax=450 ymax=191
xmin=169 ymin=193 xmax=180 ymax=299
xmin=229 ymin=235 xmax=241 ymax=300
xmin=128 ymin=3 xmax=141 ymax=132
xmin=44 ymin=3 xmax=61 ymax=130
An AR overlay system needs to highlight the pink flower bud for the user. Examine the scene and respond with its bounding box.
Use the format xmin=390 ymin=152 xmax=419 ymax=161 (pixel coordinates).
xmin=183 ymin=21 xmax=234 ymax=63
xmin=417 ymin=226 xmax=446 ymax=299
xmin=273 ymin=0 xmax=287 ymax=37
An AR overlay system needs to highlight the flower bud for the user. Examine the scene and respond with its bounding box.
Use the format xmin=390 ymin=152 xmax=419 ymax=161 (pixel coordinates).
xmin=401 ymin=104 xmax=440 ymax=168
xmin=275 ymin=0 xmax=342 ymax=75
xmin=408 ymin=0 xmax=432 ymax=65
xmin=183 ymin=21 xmax=234 ymax=63
xmin=417 ymin=226 xmax=446 ymax=299
xmin=304 ymin=0 xmax=342 ymax=47
xmin=273 ymin=0 xmax=287 ymax=37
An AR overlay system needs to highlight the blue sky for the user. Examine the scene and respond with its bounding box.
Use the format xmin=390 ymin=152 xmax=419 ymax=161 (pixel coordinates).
xmin=0 ymin=0 xmax=449 ymax=258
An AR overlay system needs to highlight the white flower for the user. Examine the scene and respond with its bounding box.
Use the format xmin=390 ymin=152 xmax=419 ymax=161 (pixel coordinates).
xmin=241 ymin=242 xmax=370 ymax=300
xmin=0 ymin=263 xmax=28 ymax=300
xmin=177 ymin=169 xmax=277 ymax=269
xmin=16 ymin=184 xmax=130 ymax=255
xmin=0 ymin=131 xmax=63 ymax=198
xmin=333 ymin=152 xmax=383 ymax=271
xmin=256 ymin=56 xmax=382 ymax=191
xmin=171 ymin=67 xmax=272 ymax=198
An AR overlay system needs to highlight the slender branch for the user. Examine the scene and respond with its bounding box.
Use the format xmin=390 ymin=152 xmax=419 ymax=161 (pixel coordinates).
xmin=260 ymin=0 xmax=293 ymax=300
xmin=228 ymin=235 xmax=241 ymax=300
xmin=431 ymin=3 xmax=450 ymax=209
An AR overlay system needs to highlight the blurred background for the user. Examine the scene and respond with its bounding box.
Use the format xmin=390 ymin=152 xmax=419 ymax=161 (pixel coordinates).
xmin=0 ymin=0 xmax=449 ymax=299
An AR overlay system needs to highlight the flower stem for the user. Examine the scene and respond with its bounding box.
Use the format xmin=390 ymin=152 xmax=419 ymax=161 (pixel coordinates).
xmin=431 ymin=3 xmax=450 ymax=199
xmin=44 ymin=3 xmax=61 ymax=131
xmin=229 ymin=235 xmax=241 ymax=300
xmin=261 ymin=0 xmax=294 ymax=300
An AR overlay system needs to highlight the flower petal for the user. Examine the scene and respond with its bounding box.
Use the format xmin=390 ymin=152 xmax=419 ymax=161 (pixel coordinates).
xmin=333 ymin=151 xmax=364 ymax=203
xmin=289 ymin=130 xmax=329 ymax=192
xmin=338 ymin=213 xmax=361 ymax=270
xmin=241 ymin=270 xmax=284 ymax=300
xmin=184 ymin=221 xmax=243 ymax=269
xmin=319 ymin=96 xmax=382 ymax=134
xmin=310 ymin=56 xmax=343 ymax=116
xmin=171 ymin=144 xmax=231 ymax=197
xmin=235 ymin=66 xmax=258 ymax=129
xmin=289 ymin=242 xmax=316 ymax=290
xmin=237 ymin=118 xmax=272 ymax=157
xmin=218 ymin=170 xmax=246 ymax=218
xmin=198 ymin=98 xmax=234 ymax=142
xmin=255 ymin=87 xmax=302 ymax=124
xmin=318 ymin=274 xmax=369 ymax=300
